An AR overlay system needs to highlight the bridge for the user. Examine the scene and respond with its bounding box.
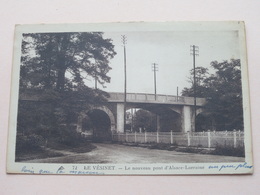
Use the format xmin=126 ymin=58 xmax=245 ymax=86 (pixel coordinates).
xmin=77 ymin=92 xmax=206 ymax=140
xmin=19 ymin=91 xmax=207 ymax=141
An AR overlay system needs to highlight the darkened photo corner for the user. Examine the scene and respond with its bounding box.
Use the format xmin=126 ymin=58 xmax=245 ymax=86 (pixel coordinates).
xmin=8 ymin=22 xmax=253 ymax=174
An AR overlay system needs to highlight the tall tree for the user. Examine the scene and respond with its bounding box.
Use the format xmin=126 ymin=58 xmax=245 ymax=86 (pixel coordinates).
xmin=182 ymin=59 xmax=243 ymax=131
xmin=182 ymin=66 xmax=210 ymax=98
xmin=18 ymin=32 xmax=117 ymax=138
xmin=21 ymin=32 xmax=116 ymax=91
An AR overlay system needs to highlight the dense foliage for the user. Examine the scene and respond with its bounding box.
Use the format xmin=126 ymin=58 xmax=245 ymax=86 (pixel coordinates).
xmin=17 ymin=32 xmax=116 ymax=151
xmin=182 ymin=59 xmax=243 ymax=131
xmin=131 ymin=109 xmax=157 ymax=132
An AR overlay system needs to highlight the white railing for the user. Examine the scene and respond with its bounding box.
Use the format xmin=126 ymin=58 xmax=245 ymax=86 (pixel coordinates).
xmin=112 ymin=130 xmax=244 ymax=148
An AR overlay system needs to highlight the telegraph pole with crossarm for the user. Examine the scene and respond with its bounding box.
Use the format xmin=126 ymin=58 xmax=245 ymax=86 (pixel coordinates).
xmin=122 ymin=35 xmax=127 ymax=132
xmin=190 ymin=45 xmax=199 ymax=131
xmin=152 ymin=63 xmax=158 ymax=100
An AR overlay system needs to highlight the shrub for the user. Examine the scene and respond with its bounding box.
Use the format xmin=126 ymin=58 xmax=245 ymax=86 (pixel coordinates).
xmin=175 ymin=147 xmax=203 ymax=153
xmin=212 ymin=144 xmax=245 ymax=157
xmin=149 ymin=143 xmax=177 ymax=151
xmin=15 ymin=134 xmax=45 ymax=155
xmin=47 ymin=125 xmax=87 ymax=148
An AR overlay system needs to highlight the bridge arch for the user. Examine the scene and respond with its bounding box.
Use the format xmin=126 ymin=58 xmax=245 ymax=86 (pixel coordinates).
xmin=77 ymin=106 xmax=116 ymax=141
xmin=123 ymin=104 xmax=182 ymax=132
xmin=194 ymin=109 xmax=216 ymax=131
xmin=92 ymin=106 xmax=116 ymax=131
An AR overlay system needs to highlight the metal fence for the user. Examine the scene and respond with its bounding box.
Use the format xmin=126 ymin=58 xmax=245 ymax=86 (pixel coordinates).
xmin=112 ymin=130 xmax=244 ymax=148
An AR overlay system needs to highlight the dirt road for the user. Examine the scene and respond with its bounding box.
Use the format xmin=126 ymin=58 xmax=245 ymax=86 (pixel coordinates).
xmin=23 ymin=143 xmax=245 ymax=164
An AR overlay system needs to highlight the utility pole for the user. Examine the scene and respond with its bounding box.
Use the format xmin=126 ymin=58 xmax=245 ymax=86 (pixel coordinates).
xmin=152 ymin=63 xmax=159 ymax=131
xmin=152 ymin=63 xmax=158 ymax=100
xmin=122 ymin=35 xmax=127 ymax=132
xmin=190 ymin=45 xmax=199 ymax=131
xmin=177 ymin=86 xmax=179 ymax=102
xmin=94 ymin=72 xmax=97 ymax=89
xmin=131 ymin=108 xmax=133 ymax=132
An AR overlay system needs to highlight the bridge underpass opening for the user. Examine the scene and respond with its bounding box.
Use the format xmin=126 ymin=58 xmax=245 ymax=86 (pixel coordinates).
xmin=159 ymin=110 xmax=181 ymax=132
xmin=126 ymin=108 xmax=157 ymax=132
xmin=83 ymin=109 xmax=112 ymax=141
xmin=125 ymin=106 xmax=181 ymax=132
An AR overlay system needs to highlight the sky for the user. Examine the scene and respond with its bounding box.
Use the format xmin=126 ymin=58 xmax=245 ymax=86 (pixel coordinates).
xmin=84 ymin=30 xmax=240 ymax=96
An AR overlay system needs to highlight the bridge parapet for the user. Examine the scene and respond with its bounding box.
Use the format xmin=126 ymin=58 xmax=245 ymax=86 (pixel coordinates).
xmin=19 ymin=91 xmax=206 ymax=106
xmin=108 ymin=92 xmax=206 ymax=106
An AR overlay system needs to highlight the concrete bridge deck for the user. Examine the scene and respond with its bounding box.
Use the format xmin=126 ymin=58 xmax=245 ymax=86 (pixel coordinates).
xmin=108 ymin=92 xmax=206 ymax=106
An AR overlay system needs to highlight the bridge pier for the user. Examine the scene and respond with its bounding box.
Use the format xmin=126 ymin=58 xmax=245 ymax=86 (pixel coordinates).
xmin=181 ymin=106 xmax=195 ymax=132
xmin=116 ymin=103 xmax=125 ymax=133
xmin=156 ymin=115 xmax=160 ymax=132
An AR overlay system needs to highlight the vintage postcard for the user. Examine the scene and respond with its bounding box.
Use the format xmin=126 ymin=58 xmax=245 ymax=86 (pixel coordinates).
xmin=7 ymin=22 xmax=253 ymax=175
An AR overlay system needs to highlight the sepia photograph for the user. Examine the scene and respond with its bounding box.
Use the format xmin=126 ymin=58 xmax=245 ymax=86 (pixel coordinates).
xmin=7 ymin=22 xmax=253 ymax=175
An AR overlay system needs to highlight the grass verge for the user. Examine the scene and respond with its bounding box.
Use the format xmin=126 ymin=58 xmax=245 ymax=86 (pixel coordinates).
xmin=119 ymin=142 xmax=244 ymax=157
xmin=211 ymin=145 xmax=245 ymax=157
xmin=16 ymin=141 xmax=97 ymax=162
xmin=47 ymin=141 xmax=97 ymax=153
xmin=15 ymin=148 xmax=64 ymax=162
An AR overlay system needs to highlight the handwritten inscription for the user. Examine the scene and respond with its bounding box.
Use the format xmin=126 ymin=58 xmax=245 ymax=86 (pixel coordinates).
xmin=219 ymin=164 xmax=236 ymax=171
xmin=208 ymin=162 xmax=253 ymax=171
xmin=69 ymin=171 xmax=104 ymax=175
xmin=21 ymin=166 xmax=34 ymax=174
xmin=235 ymin=162 xmax=253 ymax=170
xmin=39 ymin=169 xmax=53 ymax=174
xmin=56 ymin=166 xmax=65 ymax=174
